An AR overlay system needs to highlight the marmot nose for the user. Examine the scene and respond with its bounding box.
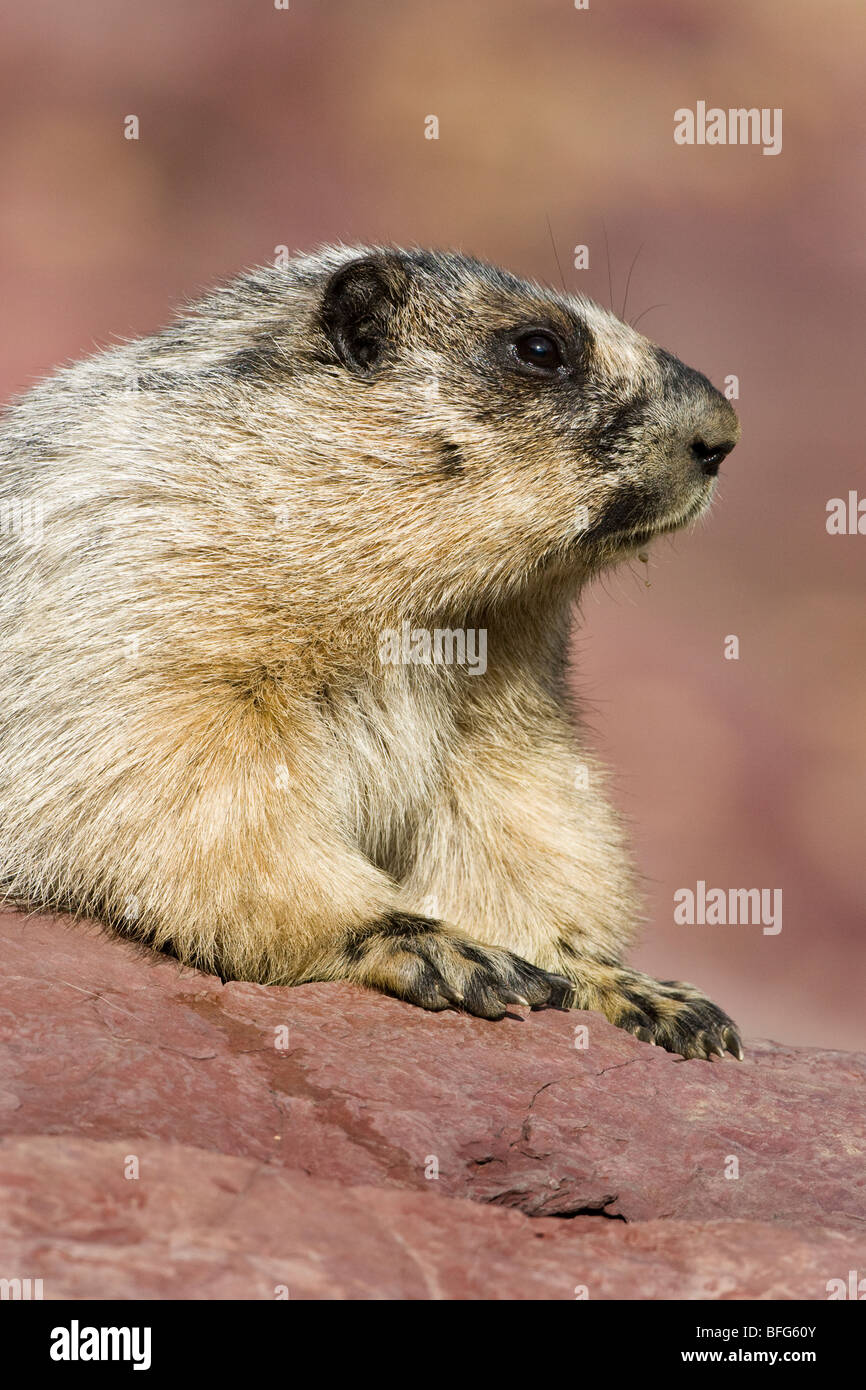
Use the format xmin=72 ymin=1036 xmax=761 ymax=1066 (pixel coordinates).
xmin=656 ymin=348 xmax=740 ymax=477
xmin=690 ymin=434 xmax=737 ymax=478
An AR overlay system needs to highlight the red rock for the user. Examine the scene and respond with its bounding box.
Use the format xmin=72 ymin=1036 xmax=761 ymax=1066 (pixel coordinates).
xmin=1 ymin=910 xmax=863 ymax=1298
xmin=1 ymin=1136 xmax=861 ymax=1301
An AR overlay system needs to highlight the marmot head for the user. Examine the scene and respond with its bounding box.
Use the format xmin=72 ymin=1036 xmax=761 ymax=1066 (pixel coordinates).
xmin=135 ymin=245 xmax=740 ymax=620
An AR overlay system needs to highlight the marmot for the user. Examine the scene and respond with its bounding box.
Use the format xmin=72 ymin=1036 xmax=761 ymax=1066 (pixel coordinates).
xmin=0 ymin=244 xmax=742 ymax=1059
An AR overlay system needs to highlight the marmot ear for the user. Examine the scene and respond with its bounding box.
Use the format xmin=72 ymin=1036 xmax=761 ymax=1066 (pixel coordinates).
xmin=319 ymin=253 xmax=410 ymax=373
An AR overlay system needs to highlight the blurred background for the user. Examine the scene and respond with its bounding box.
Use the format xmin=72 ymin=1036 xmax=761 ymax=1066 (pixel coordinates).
xmin=1 ymin=0 xmax=863 ymax=1048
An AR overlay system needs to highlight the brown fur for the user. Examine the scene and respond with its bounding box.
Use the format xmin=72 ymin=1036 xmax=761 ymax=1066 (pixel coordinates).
xmin=0 ymin=245 xmax=742 ymax=1058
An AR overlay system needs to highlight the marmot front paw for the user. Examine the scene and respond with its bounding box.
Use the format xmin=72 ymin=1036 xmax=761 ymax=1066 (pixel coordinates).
xmin=344 ymin=912 xmax=574 ymax=1021
xmin=599 ymin=965 xmax=744 ymax=1060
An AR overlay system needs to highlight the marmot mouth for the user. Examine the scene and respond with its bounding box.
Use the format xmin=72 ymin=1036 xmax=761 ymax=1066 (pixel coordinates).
xmin=583 ymin=490 xmax=711 ymax=553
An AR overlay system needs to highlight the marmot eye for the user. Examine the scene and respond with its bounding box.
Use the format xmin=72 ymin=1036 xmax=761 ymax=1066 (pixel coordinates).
xmin=513 ymin=331 xmax=563 ymax=372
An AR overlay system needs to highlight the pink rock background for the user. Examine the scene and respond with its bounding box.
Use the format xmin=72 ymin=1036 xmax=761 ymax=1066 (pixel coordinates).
xmin=2 ymin=912 xmax=864 ymax=1299
xmin=0 ymin=0 xmax=864 ymax=1052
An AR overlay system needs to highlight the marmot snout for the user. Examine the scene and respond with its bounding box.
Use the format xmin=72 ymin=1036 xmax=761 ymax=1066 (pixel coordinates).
xmin=0 ymin=245 xmax=742 ymax=1059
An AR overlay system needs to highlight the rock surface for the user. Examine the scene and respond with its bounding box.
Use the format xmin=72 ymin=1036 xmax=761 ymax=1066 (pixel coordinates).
xmin=1 ymin=911 xmax=863 ymax=1299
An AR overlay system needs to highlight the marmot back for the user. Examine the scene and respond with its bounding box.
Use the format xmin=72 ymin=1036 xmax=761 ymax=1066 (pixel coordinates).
xmin=0 ymin=245 xmax=742 ymax=1059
